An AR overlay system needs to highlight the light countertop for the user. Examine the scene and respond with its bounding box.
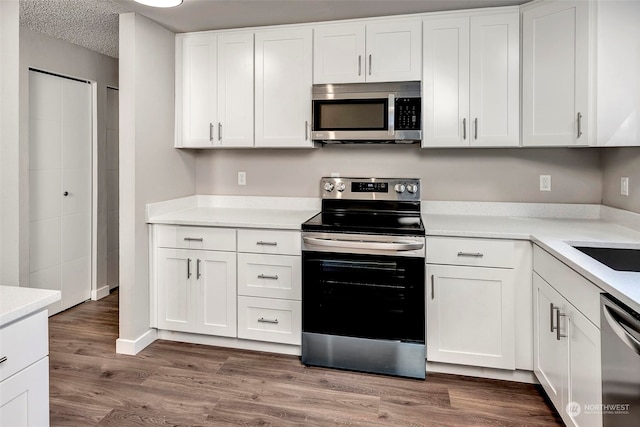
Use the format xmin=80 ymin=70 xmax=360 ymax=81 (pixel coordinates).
xmin=424 ymin=213 xmax=640 ymax=313
xmin=148 ymin=206 xmax=318 ymax=230
xmin=0 ymin=286 xmax=61 ymax=327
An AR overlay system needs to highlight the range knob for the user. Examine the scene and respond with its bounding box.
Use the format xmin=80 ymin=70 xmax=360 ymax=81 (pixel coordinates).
xmin=336 ymin=182 xmax=346 ymax=192
xmin=406 ymin=184 xmax=418 ymax=194
xmin=394 ymin=183 xmax=406 ymax=193
xmin=323 ymin=182 xmax=335 ymax=192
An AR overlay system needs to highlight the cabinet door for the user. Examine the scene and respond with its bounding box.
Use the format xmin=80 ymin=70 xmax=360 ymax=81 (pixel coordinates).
xmin=196 ymin=250 xmax=237 ymax=337
xmin=565 ymin=303 xmax=602 ymax=427
xmin=0 ymin=357 xmax=50 ymax=427
xmin=533 ymin=273 xmax=566 ymax=412
xmin=313 ymin=23 xmax=365 ymax=84
xmin=157 ymin=248 xmax=195 ymax=332
xmin=426 ymin=264 xmax=515 ymax=369
xmin=365 ymin=20 xmax=422 ymax=82
xmin=469 ymin=13 xmax=519 ymax=147
xmin=217 ymin=33 xmax=254 ymax=147
xmin=178 ymin=34 xmax=217 ymax=148
xmin=522 ymin=1 xmax=589 ymax=146
xmin=255 ymin=28 xmax=313 ymax=148
xmin=422 ymin=17 xmax=470 ymax=147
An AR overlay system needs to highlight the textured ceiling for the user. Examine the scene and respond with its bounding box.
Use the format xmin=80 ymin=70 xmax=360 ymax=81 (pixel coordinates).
xmin=19 ymin=0 xmax=530 ymax=60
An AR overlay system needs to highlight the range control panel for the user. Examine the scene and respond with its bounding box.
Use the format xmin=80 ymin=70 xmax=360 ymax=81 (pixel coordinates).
xmin=321 ymin=177 xmax=421 ymax=201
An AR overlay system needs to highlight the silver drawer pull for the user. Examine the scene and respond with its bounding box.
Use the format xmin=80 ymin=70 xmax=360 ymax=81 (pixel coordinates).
xmin=256 ymin=241 xmax=278 ymax=246
xmin=0 ymin=356 xmax=7 ymax=364
xmin=258 ymin=317 xmax=279 ymax=324
xmin=457 ymin=251 xmax=484 ymax=257
xmin=184 ymin=237 xmax=204 ymax=242
xmin=257 ymin=274 xmax=279 ymax=280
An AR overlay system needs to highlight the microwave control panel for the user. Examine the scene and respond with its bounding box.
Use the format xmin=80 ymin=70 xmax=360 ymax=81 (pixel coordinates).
xmin=395 ymin=98 xmax=421 ymax=130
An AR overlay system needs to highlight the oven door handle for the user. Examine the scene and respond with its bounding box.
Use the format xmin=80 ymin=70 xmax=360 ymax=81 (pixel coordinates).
xmin=302 ymin=236 xmax=424 ymax=252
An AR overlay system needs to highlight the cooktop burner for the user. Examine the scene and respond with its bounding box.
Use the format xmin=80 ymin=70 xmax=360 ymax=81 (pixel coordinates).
xmin=302 ymin=177 xmax=424 ymax=236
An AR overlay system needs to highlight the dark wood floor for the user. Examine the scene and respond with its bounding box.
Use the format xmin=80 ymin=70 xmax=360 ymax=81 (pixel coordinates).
xmin=48 ymin=291 xmax=563 ymax=426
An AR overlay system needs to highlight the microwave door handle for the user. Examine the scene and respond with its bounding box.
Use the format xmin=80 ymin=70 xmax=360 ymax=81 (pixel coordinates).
xmin=388 ymin=94 xmax=395 ymax=136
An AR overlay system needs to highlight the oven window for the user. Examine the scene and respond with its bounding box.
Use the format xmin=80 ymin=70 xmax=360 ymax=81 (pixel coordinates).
xmin=314 ymin=99 xmax=388 ymax=130
xmin=303 ymin=252 xmax=424 ymax=343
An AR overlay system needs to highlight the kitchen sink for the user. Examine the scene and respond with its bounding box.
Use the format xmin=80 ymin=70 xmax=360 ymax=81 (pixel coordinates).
xmin=573 ymin=246 xmax=640 ymax=272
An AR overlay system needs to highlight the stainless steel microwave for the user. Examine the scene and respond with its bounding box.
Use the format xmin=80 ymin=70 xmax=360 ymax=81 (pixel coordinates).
xmin=311 ymin=81 xmax=421 ymax=143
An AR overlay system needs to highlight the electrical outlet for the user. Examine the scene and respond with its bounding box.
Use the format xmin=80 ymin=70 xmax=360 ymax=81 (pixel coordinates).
xmin=238 ymin=171 xmax=246 ymax=186
xmin=621 ymin=177 xmax=629 ymax=196
xmin=540 ymin=175 xmax=551 ymax=192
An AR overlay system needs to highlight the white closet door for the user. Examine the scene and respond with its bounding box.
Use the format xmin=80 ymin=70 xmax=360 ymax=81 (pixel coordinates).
xmin=29 ymin=70 xmax=92 ymax=314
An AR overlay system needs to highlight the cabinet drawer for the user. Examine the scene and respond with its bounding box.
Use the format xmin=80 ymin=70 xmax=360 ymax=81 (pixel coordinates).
xmin=237 ymin=229 xmax=301 ymax=255
xmin=0 ymin=310 xmax=48 ymax=382
xmin=427 ymin=237 xmax=514 ymax=268
xmin=533 ymin=245 xmax=602 ymax=328
xmin=237 ymin=253 xmax=301 ymax=300
xmin=156 ymin=225 xmax=236 ymax=251
xmin=237 ymin=296 xmax=301 ymax=345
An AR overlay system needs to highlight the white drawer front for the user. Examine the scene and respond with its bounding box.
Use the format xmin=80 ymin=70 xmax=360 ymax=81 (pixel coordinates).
xmin=427 ymin=237 xmax=515 ymax=268
xmin=238 ymin=253 xmax=301 ymax=300
xmin=237 ymin=296 xmax=301 ymax=345
xmin=0 ymin=310 xmax=48 ymax=382
xmin=237 ymin=229 xmax=301 ymax=255
xmin=156 ymin=225 xmax=236 ymax=251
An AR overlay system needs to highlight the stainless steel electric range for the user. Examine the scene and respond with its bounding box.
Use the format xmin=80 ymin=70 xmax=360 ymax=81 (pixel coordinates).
xmin=301 ymin=177 xmax=426 ymax=379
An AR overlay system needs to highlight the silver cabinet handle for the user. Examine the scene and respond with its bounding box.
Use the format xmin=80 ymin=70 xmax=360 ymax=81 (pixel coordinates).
xmin=462 ymin=118 xmax=467 ymax=140
xmin=0 ymin=356 xmax=7 ymax=364
xmin=257 ymin=274 xmax=279 ymax=280
xmin=457 ymin=252 xmax=483 ymax=257
xmin=209 ymin=122 xmax=214 ymax=142
xmin=187 ymin=258 xmax=192 ymax=279
xmin=257 ymin=241 xmax=278 ymax=246
xmin=258 ymin=317 xmax=279 ymax=324
xmin=218 ymin=122 xmax=222 ymax=141
xmin=430 ymin=275 xmax=435 ymax=300
xmin=474 ymin=118 xmax=478 ymax=140
xmin=184 ymin=237 xmax=204 ymax=242
xmin=305 ymin=121 xmax=309 ymax=141
xmin=556 ymin=309 xmax=567 ymax=341
xmin=197 ymin=258 xmax=201 ymax=279
xmin=368 ymin=54 xmax=372 ymax=75
xmin=577 ymin=112 xmax=583 ymax=138
xmin=358 ymin=55 xmax=362 ymax=76
xmin=550 ymin=303 xmax=556 ymax=333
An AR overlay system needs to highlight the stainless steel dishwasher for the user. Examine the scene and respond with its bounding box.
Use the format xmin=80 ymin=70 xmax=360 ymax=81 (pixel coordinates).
xmin=601 ymin=294 xmax=640 ymax=426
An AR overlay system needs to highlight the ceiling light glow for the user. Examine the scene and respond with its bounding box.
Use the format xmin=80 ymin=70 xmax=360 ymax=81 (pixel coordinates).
xmin=134 ymin=0 xmax=183 ymax=8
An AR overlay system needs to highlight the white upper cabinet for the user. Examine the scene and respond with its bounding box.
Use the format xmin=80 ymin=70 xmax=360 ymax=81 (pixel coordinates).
xmin=313 ymin=19 xmax=422 ymax=84
xmin=522 ymin=1 xmax=590 ymax=147
xmin=217 ymin=33 xmax=254 ymax=147
xmin=255 ymin=28 xmax=313 ymax=148
xmin=176 ymin=32 xmax=254 ymax=148
xmin=177 ymin=34 xmax=217 ymax=148
xmin=422 ymin=11 xmax=519 ymax=147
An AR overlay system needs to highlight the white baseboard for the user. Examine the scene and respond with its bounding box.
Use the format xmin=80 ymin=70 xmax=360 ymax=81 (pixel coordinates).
xmin=157 ymin=330 xmax=301 ymax=356
xmin=116 ymin=328 xmax=157 ymax=355
xmin=91 ymin=285 xmax=110 ymax=301
xmin=426 ymin=361 xmax=537 ymax=384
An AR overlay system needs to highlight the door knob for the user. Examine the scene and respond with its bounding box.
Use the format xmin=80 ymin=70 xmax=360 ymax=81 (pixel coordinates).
xmin=63 ymin=191 xmax=69 ymax=196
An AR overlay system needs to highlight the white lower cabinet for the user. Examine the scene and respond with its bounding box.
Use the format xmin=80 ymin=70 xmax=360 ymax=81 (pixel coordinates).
xmin=0 ymin=310 xmax=51 ymax=427
xmin=533 ymin=247 xmax=602 ymax=427
xmin=426 ymin=264 xmax=515 ymax=369
xmin=157 ymin=247 xmax=236 ymax=337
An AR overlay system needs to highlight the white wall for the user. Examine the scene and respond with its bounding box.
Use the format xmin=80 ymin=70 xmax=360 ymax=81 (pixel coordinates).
xmin=602 ymin=147 xmax=640 ymax=214
xmin=195 ymin=146 xmax=603 ymax=204
xmin=118 ymin=13 xmax=196 ymax=353
xmin=19 ymin=28 xmax=118 ymax=294
xmin=0 ymin=0 xmax=20 ymax=286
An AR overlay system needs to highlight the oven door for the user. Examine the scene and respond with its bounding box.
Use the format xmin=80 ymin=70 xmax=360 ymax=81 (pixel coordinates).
xmin=302 ymin=250 xmax=425 ymax=344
